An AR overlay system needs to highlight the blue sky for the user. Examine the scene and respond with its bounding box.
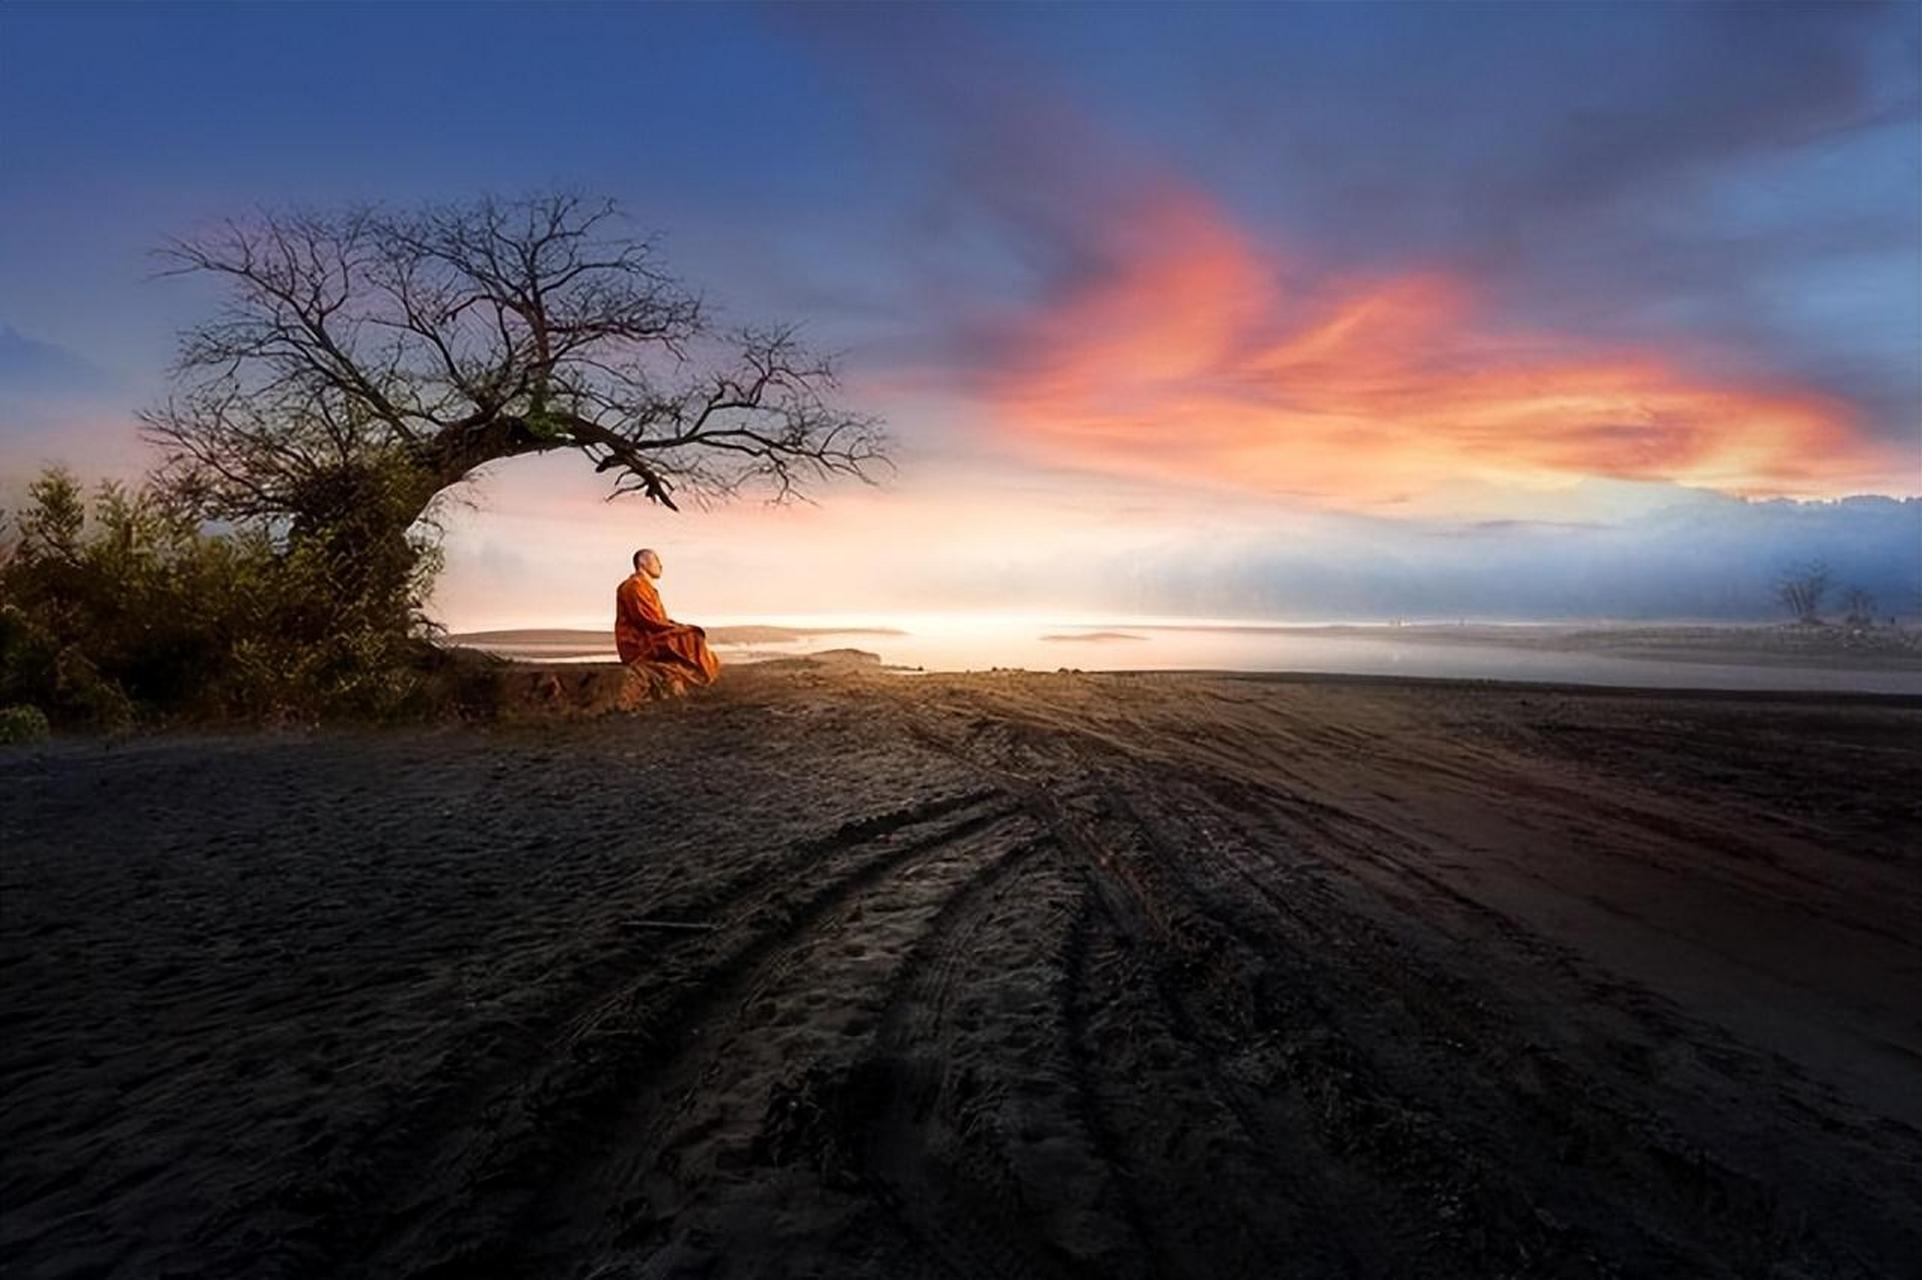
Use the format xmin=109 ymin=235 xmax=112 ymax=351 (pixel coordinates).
xmin=2 ymin=2 xmax=1917 ymax=623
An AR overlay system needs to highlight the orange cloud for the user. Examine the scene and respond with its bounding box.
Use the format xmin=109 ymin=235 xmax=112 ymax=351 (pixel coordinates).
xmin=988 ymin=189 xmax=1904 ymax=507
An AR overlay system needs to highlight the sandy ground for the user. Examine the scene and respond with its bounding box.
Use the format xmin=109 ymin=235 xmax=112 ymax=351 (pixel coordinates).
xmin=3 ymin=666 xmax=1919 ymax=1279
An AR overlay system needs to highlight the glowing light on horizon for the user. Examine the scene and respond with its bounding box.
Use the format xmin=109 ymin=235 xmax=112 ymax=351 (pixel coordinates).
xmin=987 ymin=189 xmax=1905 ymax=507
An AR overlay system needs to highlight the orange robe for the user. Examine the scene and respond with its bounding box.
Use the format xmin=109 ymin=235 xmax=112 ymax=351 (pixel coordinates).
xmin=615 ymin=572 xmax=720 ymax=686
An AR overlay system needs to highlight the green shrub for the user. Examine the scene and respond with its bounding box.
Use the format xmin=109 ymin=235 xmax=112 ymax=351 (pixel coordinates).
xmin=0 ymin=703 xmax=50 ymax=743
xmin=1 ymin=467 xmax=452 ymax=727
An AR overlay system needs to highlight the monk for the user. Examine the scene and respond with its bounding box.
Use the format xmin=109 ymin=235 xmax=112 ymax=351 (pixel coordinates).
xmin=615 ymin=548 xmax=721 ymax=692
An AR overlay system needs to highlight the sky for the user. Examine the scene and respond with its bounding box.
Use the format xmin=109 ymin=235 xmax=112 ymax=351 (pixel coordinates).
xmin=2 ymin=1 xmax=1918 ymax=625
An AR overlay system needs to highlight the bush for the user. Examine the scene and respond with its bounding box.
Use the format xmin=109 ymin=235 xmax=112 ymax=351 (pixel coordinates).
xmin=1 ymin=467 xmax=454 ymax=727
xmin=0 ymin=703 xmax=50 ymax=743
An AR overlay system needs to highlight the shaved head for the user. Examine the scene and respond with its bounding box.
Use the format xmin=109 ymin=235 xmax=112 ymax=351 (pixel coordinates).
xmin=633 ymin=548 xmax=663 ymax=578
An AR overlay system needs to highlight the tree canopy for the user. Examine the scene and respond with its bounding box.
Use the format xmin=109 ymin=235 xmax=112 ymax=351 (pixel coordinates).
xmin=142 ymin=192 xmax=887 ymax=534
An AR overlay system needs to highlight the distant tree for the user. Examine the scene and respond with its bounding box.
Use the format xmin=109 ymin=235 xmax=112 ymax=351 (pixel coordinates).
xmin=142 ymin=192 xmax=887 ymax=599
xmin=1840 ymin=586 xmax=1877 ymax=629
xmin=1774 ymin=560 xmax=1831 ymax=624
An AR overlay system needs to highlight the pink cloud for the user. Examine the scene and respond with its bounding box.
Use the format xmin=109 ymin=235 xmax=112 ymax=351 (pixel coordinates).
xmin=981 ymin=186 xmax=1909 ymax=507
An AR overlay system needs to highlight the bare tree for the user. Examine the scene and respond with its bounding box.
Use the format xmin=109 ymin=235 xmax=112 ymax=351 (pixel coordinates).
xmin=1774 ymin=560 xmax=1831 ymax=625
xmin=141 ymin=193 xmax=887 ymax=541
xmin=1840 ymin=586 xmax=1877 ymax=628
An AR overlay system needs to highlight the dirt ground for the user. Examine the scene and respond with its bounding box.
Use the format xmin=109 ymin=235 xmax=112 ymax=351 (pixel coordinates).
xmin=3 ymin=666 xmax=1918 ymax=1279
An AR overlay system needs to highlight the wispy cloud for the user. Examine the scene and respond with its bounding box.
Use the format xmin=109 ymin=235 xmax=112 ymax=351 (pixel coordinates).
xmin=796 ymin=4 xmax=1918 ymax=509
xmin=978 ymin=186 xmax=1906 ymax=507
xmin=0 ymin=324 xmax=113 ymax=395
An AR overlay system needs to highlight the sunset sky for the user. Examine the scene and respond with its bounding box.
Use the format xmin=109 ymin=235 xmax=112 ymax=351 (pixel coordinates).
xmin=2 ymin=2 xmax=1917 ymax=624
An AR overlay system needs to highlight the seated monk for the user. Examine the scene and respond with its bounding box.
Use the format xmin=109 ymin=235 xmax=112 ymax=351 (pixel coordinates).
xmin=616 ymin=548 xmax=721 ymax=693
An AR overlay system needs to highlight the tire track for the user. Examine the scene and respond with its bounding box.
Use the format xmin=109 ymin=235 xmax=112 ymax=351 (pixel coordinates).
xmin=1056 ymin=896 xmax=1189 ymax=1280
xmin=1096 ymin=779 xmax=1552 ymax=1273
xmin=1093 ymin=750 xmax=1872 ymax=1278
xmin=849 ymin=839 xmax=1069 ymax=1280
xmin=502 ymin=799 xmax=1042 ymax=1279
xmin=1061 ymin=788 xmax=1391 ymax=1278
xmin=1171 ymin=767 xmax=1900 ymax=1278
xmin=347 ymin=790 xmax=1021 ymax=1278
xmin=917 ymin=710 xmax=1389 ymax=1276
xmin=916 ymin=697 xmax=1570 ymax=1272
